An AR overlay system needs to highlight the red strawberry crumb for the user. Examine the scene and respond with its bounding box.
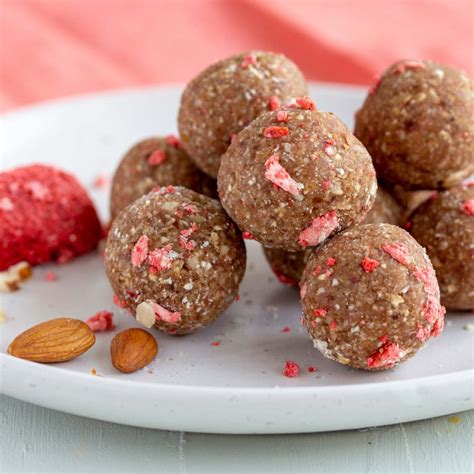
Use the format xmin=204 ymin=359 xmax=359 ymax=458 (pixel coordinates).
xmin=381 ymin=243 xmax=412 ymax=266
xmin=272 ymin=266 xmax=297 ymax=286
xmin=268 ymin=95 xmax=281 ymax=110
xmin=322 ymin=179 xmax=332 ymax=191
xmin=294 ymin=96 xmax=316 ymax=110
xmin=299 ymin=211 xmax=339 ymax=247
xmin=312 ymin=265 xmax=322 ymax=275
xmin=148 ymin=244 xmax=174 ymax=272
xmin=307 ymin=366 xmax=317 ymax=373
xmin=415 ymin=323 xmax=431 ymax=341
xmin=176 ymin=203 xmax=198 ymax=218
xmin=313 ymin=308 xmax=327 ymax=318
xmin=276 ymin=110 xmax=289 ymax=122
xmin=329 ymin=321 xmax=337 ymax=330
xmin=367 ymin=340 xmax=401 ymax=369
xmin=235 ymin=293 xmax=240 ymax=301
xmin=211 ymin=341 xmax=221 ymax=346
xmin=361 ymin=256 xmax=380 ymax=273
xmin=242 ymin=231 xmax=254 ymax=240
xmin=263 ymin=126 xmax=289 ymax=138
xmin=149 ymin=301 xmax=181 ymax=324
xmin=179 ymin=224 xmax=197 ymax=250
xmin=93 ymin=174 xmax=108 ymax=189
xmin=131 ymin=235 xmax=149 ymax=267
xmin=300 ymin=282 xmax=308 ymax=299
xmin=241 ymin=54 xmax=257 ymax=68
xmin=282 ymin=326 xmax=291 ymax=333
xmin=230 ymin=133 xmax=237 ymax=144
xmin=264 ymin=154 xmax=302 ymax=197
xmin=113 ymin=294 xmax=127 ymax=308
xmin=460 ymin=199 xmax=474 ymax=216
xmin=327 ymin=257 xmax=336 ymax=267
xmin=166 ymin=134 xmax=181 ymax=148
xmin=44 ymin=271 xmax=57 ymax=282
xmin=323 ymin=139 xmax=336 ymax=156
xmin=403 ymin=221 xmax=413 ymax=230
xmin=380 ymin=334 xmax=389 ymax=344
xmin=148 ymin=149 xmax=167 ymax=166
xmin=283 ymin=360 xmax=300 ymax=378
xmin=86 ymin=310 xmax=115 ymax=332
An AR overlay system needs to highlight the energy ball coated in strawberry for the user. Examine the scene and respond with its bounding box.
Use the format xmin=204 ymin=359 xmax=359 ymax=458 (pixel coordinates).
xmin=0 ymin=164 xmax=102 ymax=270
xmin=178 ymin=51 xmax=308 ymax=178
xmin=263 ymin=187 xmax=400 ymax=287
xmin=300 ymin=224 xmax=445 ymax=371
xmin=410 ymin=185 xmax=474 ymax=310
xmin=105 ymin=187 xmax=246 ymax=335
xmin=355 ymin=60 xmax=474 ymax=190
xmin=110 ymin=137 xmax=216 ymax=220
xmin=218 ymin=106 xmax=377 ymax=251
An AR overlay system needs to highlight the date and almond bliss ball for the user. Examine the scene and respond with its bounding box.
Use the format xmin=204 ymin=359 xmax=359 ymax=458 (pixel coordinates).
xmin=355 ymin=60 xmax=474 ymax=190
xmin=409 ymin=184 xmax=474 ymax=311
xmin=0 ymin=164 xmax=102 ymax=270
xmin=218 ymin=101 xmax=377 ymax=251
xmin=105 ymin=186 xmax=246 ymax=335
xmin=110 ymin=136 xmax=216 ymax=220
xmin=178 ymin=51 xmax=308 ymax=178
xmin=300 ymin=224 xmax=445 ymax=370
xmin=262 ymin=186 xmax=401 ymax=287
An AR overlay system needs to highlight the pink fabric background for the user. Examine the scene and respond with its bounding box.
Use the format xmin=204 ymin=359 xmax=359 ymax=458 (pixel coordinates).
xmin=1 ymin=0 xmax=473 ymax=111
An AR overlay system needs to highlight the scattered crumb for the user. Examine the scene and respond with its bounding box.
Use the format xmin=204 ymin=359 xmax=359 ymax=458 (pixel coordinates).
xmin=93 ymin=174 xmax=109 ymax=189
xmin=0 ymin=308 xmax=5 ymax=324
xmin=283 ymin=360 xmax=300 ymax=378
xmin=90 ymin=368 xmax=97 ymax=376
xmin=281 ymin=326 xmax=290 ymax=333
xmin=448 ymin=415 xmax=461 ymax=424
xmin=85 ymin=310 xmax=115 ymax=332
xmin=44 ymin=271 xmax=57 ymax=282
xmin=307 ymin=366 xmax=317 ymax=372
xmin=211 ymin=341 xmax=220 ymax=346
xmin=463 ymin=323 xmax=474 ymax=332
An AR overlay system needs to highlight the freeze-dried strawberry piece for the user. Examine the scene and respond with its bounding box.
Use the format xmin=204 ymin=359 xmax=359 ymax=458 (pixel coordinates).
xmin=460 ymin=199 xmax=474 ymax=216
xmin=264 ymin=155 xmax=302 ymax=197
xmin=166 ymin=134 xmax=181 ymax=148
xmin=148 ymin=149 xmax=167 ymax=166
xmin=283 ymin=360 xmax=300 ymax=377
xmin=294 ymin=96 xmax=316 ymax=110
xmin=86 ymin=311 xmax=115 ymax=332
xmin=131 ymin=235 xmax=149 ymax=267
xmin=263 ymin=126 xmax=289 ymax=138
xmin=268 ymin=95 xmax=281 ymax=110
xmin=381 ymin=243 xmax=412 ymax=266
xmin=179 ymin=223 xmax=197 ymax=251
xmin=298 ymin=211 xmax=339 ymax=247
xmin=391 ymin=60 xmax=426 ymax=74
xmin=276 ymin=110 xmax=289 ymax=122
xmin=272 ymin=266 xmax=297 ymax=286
xmin=361 ymin=257 xmax=380 ymax=273
xmin=313 ymin=308 xmax=327 ymax=318
xmin=241 ymin=54 xmax=257 ymax=68
xmin=367 ymin=340 xmax=401 ymax=369
xmin=242 ymin=231 xmax=254 ymax=240
xmin=148 ymin=244 xmax=175 ymax=272
xmin=149 ymin=301 xmax=181 ymax=324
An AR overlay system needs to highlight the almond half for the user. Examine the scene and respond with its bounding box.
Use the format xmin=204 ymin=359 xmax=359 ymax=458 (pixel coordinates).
xmin=110 ymin=328 xmax=158 ymax=373
xmin=8 ymin=318 xmax=95 ymax=363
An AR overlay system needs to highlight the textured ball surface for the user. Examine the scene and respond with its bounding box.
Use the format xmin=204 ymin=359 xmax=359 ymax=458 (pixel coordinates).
xmin=178 ymin=51 xmax=308 ymax=178
xmin=105 ymin=187 xmax=246 ymax=335
xmin=355 ymin=60 xmax=474 ymax=190
xmin=410 ymin=184 xmax=474 ymax=310
xmin=110 ymin=136 xmax=216 ymax=220
xmin=300 ymin=224 xmax=445 ymax=370
xmin=218 ymin=106 xmax=377 ymax=251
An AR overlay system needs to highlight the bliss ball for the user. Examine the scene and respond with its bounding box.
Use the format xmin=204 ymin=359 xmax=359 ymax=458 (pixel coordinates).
xmin=410 ymin=184 xmax=474 ymax=310
xmin=263 ymin=247 xmax=309 ymax=287
xmin=110 ymin=136 xmax=216 ymax=220
xmin=361 ymin=186 xmax=401 ymax=225
xmin=105 ymin=186 xmax=246 ymax=335
xmin=300 ymin=224 xmax=445 ymax=370
xmin=0 ymin=164 xmax=102 ymax=270
xmin=355 ymin=60 xmax=474 ymax=190
xmin=218 ymin=104 xmax=377 ymax=251
xmin=178 ymin=51 xmax=308 ymax=178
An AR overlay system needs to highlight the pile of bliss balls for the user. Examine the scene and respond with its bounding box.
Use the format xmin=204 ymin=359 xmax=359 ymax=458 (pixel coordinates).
xmin=106 ymin=51 xmax=473 ymax=371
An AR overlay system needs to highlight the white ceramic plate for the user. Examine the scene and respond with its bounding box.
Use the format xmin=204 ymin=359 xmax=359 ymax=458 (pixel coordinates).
xmin=1 ymin=84 xmax=473 ymax=434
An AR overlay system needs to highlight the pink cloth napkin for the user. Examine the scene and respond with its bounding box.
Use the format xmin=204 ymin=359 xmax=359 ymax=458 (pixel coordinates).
xmin=1 ymin=0 xmax=472 ymax=111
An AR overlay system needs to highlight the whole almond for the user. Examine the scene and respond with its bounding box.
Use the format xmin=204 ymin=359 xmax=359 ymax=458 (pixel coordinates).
xmin=8 ymin=318 xmax=95 ymax=363
xmin=110 ymin=328 xmax=158 ymax=373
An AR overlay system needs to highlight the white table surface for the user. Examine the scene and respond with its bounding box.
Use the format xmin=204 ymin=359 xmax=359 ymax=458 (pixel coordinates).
xmin=0 ymin=395 xmax=471 ymax=473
